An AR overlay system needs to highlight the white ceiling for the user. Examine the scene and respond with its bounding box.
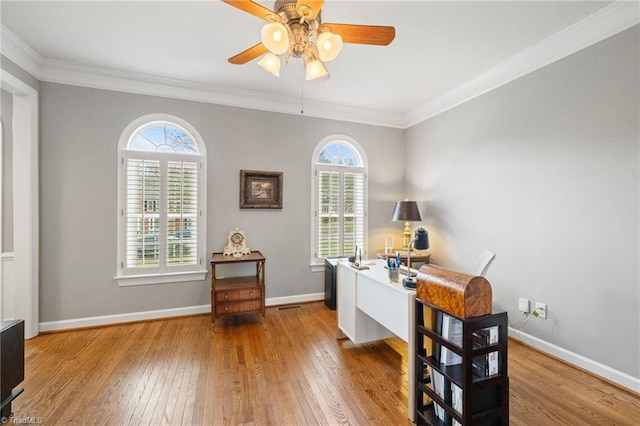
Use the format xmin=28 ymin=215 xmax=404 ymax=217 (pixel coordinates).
xmin=1 ymin=1 xmax=631 ymax=127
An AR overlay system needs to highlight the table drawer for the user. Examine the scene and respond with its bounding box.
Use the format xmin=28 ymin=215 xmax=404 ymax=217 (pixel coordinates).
xmin=215 ymin=288 xmax=261 ymax=302
xmin=216 ymin=300 xmax=262 ymax=315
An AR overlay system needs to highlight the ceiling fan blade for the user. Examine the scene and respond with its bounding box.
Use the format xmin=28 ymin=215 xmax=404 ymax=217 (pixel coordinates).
xmin=296 ymin=0 xmax=324 ymax=20
xmin=228 ymin=43 xmax=269 ymax=65
xmin=221 ymin=0 xmax=278 ymax=21
xmin=319 ymin=23 xmax=396 ymax=46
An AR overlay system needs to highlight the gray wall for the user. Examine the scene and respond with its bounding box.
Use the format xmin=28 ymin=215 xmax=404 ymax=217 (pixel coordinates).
xmin=39 ymin=82 xmax=404 ymax=322
xmin=405 ymin=26 xmax=639 ymax=377
xmin=1 ymin=89 xmax=13 ymax=252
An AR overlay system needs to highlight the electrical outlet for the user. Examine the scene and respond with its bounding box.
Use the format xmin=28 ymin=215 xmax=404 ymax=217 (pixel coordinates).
xmin=535 ymin=302 xmax=547 ymax=319
xmin=518 ymin=297 xmax=530 ymax=313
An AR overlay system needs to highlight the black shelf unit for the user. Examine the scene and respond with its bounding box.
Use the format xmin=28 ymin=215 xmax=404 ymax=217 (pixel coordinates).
xmin=414 ymin=299 xmax=509 ymax=425
xmin=1 ymin=320 xmax=24 ymax=422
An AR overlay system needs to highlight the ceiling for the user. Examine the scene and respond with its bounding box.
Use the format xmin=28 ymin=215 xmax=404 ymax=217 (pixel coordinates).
xmin=0 ymin=1 xmax=624 ymax=127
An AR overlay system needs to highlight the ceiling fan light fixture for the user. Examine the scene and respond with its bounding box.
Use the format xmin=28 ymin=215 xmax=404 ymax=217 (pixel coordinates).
xmin=258 ymin=53 xmax=281 ymax=77
xmin=305 ymin=59 xmax=329 ymax=81
xmin=261 ymin=22 xmax=289 ymax=55
xmin=223 ymin=0 xmax=395 ymax=80
xmin=317 ymin=31 xmax=342 ymax=62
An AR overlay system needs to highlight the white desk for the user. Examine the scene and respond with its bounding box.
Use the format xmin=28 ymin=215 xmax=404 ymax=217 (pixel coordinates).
xmin=336 ymin=259 xmax=416 ymax=421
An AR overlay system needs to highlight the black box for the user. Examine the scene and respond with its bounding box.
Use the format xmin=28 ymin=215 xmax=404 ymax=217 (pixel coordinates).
xmin=1 ymin=320 xmax=25 ymax=417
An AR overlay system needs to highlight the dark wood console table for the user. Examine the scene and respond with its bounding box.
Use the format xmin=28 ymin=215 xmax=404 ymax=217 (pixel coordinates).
xmin=210 ymin=251 xmax=265 ymax=323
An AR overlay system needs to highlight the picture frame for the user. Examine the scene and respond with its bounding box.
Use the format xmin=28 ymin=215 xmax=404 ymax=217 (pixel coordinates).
xmin=240 ymin=170 xmax=283 ymax=209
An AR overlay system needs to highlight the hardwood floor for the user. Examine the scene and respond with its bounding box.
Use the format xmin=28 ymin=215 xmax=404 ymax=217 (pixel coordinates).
xmin=12 ymin=302 xmax=640 ymax=425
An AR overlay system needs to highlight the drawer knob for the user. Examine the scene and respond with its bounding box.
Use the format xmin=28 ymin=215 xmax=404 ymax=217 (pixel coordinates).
xmin=249 ymin=291 xmax=254 ymax=296
xmin=224 ymin=293 xmax=229 ymax=299
xmin=250 ymin=303 xmax=254 ymax=308
xmin=224 ymin=306 xmax=229 ymax=311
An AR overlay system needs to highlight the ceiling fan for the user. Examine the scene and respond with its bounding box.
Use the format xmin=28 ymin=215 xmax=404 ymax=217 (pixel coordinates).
xmin=221 ymin=0 xmax=396 ymax=81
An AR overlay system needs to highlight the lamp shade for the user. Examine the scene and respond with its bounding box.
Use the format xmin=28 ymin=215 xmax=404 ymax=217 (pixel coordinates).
xmin=257 ymin=53 xmax=281 ymax=77
xmin=317 ymin=31 xmax=343 ymax=62
xmin=261 ymin=22 xmax=289 ymax=55
xmin=305 ymin=59 xmax=329 ymax=81
xmin=391 ymin=200 xmax=422 ymax=222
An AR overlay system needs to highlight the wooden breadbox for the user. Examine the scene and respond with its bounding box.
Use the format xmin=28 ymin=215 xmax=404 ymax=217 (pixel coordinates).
xmin=416 ymin=264 xmax=492 ymax=318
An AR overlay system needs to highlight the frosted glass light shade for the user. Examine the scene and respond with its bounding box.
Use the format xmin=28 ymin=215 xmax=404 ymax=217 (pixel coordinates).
xmin=317 ymin=31 xmax=343 ymax=62
xmin=305 ymin=59 xmax=329 ymax=81
xmin=261 ymin=22 xmax=289 ymax=55
xmin=258 ymin=53 xmax=281 ymax=77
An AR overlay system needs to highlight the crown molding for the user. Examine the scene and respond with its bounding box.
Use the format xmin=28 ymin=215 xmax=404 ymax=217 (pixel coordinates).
xmin=2 ymin=2 xmax=637 ymax=129
xmin=38 ymin=58 xmax=406 ymax=128
xmin=0 ymin=25 xmax=42 ymax=78
xmin=404 ymin=1 xmax=640 ymax=128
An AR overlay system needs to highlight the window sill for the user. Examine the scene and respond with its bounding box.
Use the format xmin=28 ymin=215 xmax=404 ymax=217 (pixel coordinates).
xmin=115 ymin=270 xmax=208 ymax=287
xmin=310 ymin=263 xmax=325 ymax=272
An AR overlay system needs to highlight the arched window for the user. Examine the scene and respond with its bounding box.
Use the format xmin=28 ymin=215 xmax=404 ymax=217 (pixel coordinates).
xmin=115 ymin=114 xmax=207 ymax=286
xmin=311 ymin=135 xmax=368 ymax=267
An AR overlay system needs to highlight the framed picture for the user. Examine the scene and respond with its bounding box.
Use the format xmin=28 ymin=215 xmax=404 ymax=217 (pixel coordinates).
xmin=240 ymin=170 xmax=283 ymax=209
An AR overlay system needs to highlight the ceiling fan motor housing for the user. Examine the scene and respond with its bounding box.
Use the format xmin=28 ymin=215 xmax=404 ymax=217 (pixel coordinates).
xmin=274 ymin=1 xmax=321 ymax=58
xmin=288 ymin=22 xmax=309 ymax=58
xmin=275 ymin=0 xmax=320 ymax=22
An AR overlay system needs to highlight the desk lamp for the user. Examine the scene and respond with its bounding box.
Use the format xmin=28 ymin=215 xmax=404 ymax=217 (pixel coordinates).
xmin=403 ymin=227 xmax=429 ymax=289
xmin=391 ymin=200 xmax=422 ymax=251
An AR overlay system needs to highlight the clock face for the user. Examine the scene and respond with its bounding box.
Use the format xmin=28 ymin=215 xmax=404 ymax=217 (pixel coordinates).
xmin=224 ymin=228 xmax=249 ymax=257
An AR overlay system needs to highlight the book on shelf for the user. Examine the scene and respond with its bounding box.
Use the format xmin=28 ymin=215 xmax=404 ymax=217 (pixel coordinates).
xmin=440 ymin=314 xmax=462 ymax=365
xmin=472 ymin=325 xmax=499 ymax=348
xmin=472 ymin=350 xmax=499 ymax=377
xmin=451 ymin=383 xmax=463 ymax=414
xmin=429 ymin=366 xmax=446 ymax=421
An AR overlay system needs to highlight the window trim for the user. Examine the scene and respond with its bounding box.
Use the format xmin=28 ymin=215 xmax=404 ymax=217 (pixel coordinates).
xmin=310 ymin=135 xmax=368 ymax=271
xmin=115 ymin=114 xmax=207 ymax=286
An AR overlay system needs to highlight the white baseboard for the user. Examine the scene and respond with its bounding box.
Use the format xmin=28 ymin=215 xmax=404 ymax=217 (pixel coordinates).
xmin=38 ymin=292 xmax=325 ymax=333
xmin=39 ymin=304 xmax=211 ymax=332
xmin=509 ymin=327 xmax=640 ymax=394
xmin=265 ymin=292 xmax=324 ymax=307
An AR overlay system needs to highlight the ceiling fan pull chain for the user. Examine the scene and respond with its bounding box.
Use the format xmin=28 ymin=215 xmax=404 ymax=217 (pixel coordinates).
xmin=300 ymin=68 xmax=304 ymax=114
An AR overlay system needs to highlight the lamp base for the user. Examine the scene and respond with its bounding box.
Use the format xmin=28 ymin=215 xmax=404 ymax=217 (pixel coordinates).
xmin=399 ymin=221 xmax=412 ymax=251
xmin=402 ymin=277 xmax=416 ymax=289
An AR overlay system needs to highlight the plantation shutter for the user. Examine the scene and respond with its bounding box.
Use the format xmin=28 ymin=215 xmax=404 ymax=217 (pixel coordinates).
xmin=317 ymin=171 xmax=340 ymax=258
xmin=126 ymin=159 xmax=160 ymax=267
xmin=316 ymin=170 xmax=365 ymax=261
xmin=167 ymin=161 xmax=198 ymax=265
xmin=343 ymin=172 xmax=365 ymax=256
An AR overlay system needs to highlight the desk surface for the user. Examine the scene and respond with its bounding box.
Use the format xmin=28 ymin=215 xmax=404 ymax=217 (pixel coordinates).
xmin=348 ymin=259 xmax=415 ymax=295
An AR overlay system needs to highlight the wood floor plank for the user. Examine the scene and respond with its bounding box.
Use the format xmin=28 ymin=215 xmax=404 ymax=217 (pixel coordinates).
xmin=11 ymin=302 xmax=639 ymax=425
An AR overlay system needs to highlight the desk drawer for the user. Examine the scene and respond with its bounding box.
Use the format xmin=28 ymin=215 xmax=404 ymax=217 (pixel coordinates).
xmin=216 ymin=288 xmax=261 ymax=302
xmin=216 ymin=300 xmax=262 ymax=315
